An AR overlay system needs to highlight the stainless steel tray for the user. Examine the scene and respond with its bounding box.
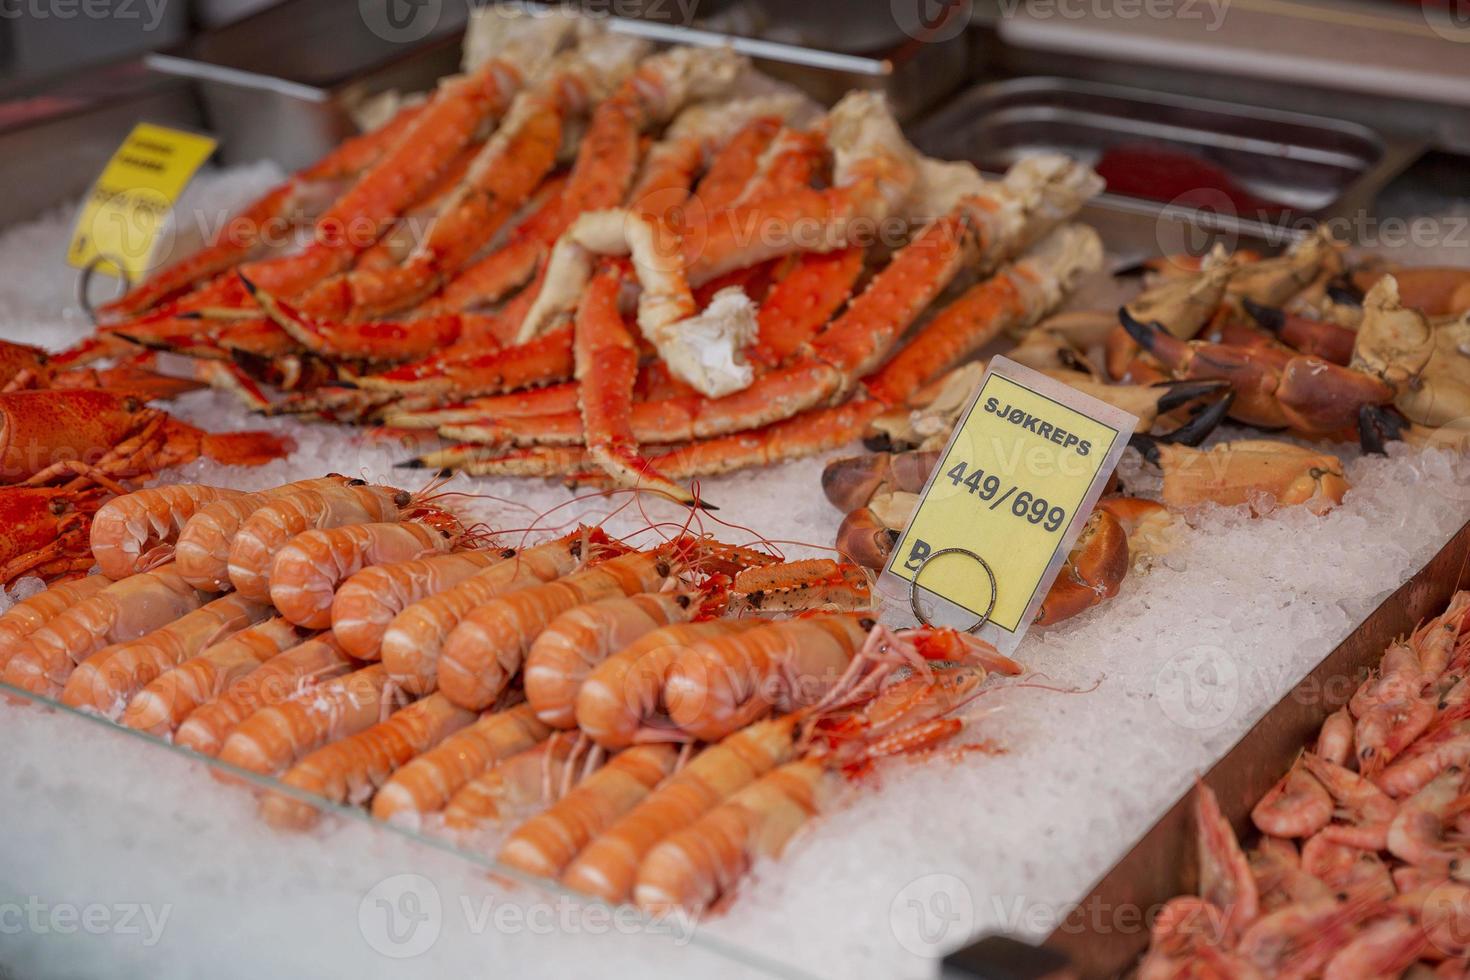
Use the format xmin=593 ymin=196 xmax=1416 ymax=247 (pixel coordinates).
xmin=0 ymin=60 xmax=200 ymax=227
xmin=911 ymin=77 xmax=1420 ymax=234
xmin=144 ymin=0 xmax=468 ymax=172
xmin=142 ymin=0 xmax=967 ymax=174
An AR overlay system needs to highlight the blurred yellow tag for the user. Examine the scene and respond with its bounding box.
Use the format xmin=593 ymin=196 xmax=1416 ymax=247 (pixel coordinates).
xmin=67 ymin=123 xmax=217 ymax=282
xmin=882 ymin=357 xmax=1137 ymax=650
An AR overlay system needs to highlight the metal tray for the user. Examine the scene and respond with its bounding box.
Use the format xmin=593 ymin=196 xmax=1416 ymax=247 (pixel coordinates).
xmin=0 ymin=60 xmax=200 ymax=227
xmin=142 ymin=0 xmax=967 ymax=174
xmin=911 ymin=77 xmax=1418 ymax=233
xmin=943 ymin=517 xmax=1470 ymax=978
xmin=144 ymin=0 xmax=468 ymax=172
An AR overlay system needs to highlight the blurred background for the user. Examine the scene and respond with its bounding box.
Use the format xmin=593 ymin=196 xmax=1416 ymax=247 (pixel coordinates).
xmin=0 ymin=0 xmax=1467 ymax=234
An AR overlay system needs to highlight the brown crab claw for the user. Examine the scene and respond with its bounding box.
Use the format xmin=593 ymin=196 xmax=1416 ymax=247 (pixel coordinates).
xmin=1325 ymin=274 xmax=1363 ymax=308
xmin=1118 ymin=307 xmax=1182 ymax=360
xmin=1131 ymin=390 xmax=1236 ymax=463
xmin=1359 ymin=403 xmax=1410 ymax=456
xmin=1161 ymin=389 xmax=1236 ymax=447
xmin=1242 ymin=299 xmax=1356 ymax=365
xmin=836 ymin=507 xmax=900 ymax=571
xmin=1153 ymin=378 xmax=1232 ymax=415
xmin=822 ymin=453 xmax=891 ymax=512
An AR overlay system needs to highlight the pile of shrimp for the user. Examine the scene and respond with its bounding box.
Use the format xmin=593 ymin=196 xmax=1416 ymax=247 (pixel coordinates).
xmin=1139 ymin=590 xmax=1470 ymax=979
xmin=0 ymin=475 xmax=1023 ymax=914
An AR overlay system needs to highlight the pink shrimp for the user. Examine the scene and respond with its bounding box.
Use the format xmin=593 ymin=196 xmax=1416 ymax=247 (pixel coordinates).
xmin=261 ymin=693 xmax=478 ymax=829
xmin=1385 ymin=768 xmax=1470 ymax=873
xmin=1235 ymin=895 xmax=1380 ymax=979
xmin=371 ymin=702 xmax=550 ymax=822
xmin=437 ymin=547 xmax=678 ymax=711
xmin=442 ymin=733 xmax=599 ymax=830
xmin=1316 ymin=707 xmax=1355 ymax=768
xmin=120 ymin=617 xmax=307 ymax=735
xmin=1250 ymin=837 xmax=1333 ymax=912
xmin=59 ymin=592 xmax=271 ymax=718
xmin=380 ymin=529 xmax=617 ymax=696
xmin=1384 ymin=737 xmax=1470 ymax=803
xmin=575 ymin=620 xmax=764 ymax=749
xmin=174 ymin=476 xmax=351 ymax=591
xmin=215 ymin=663 xmax=398 ymax=777
xmin=1320 ymin=915 xmax=1425 ymax=980
xmin=2 ymin=563 xmax=204 ymax=697
xmin=330 ymin=548 xmax=512 ymax=658
xmin=89 ymin=484 xmax=246 ymax=580
xmin=267 ymin=516 xmax=469 ymax=628
xmin=523 ymin=590 xmax=696 ymax=729
xmin=1394 ymin=882 xmax=1470 ymax=960
xmin=1299 ymin=752 xmax=1398 ymax=850
xmin=1251 ymin=758 xmax=1332 ymax=839
xmin=1355 ymin=695 xmax=1435 ymax=776
xmin=0 ymin=575 xmax=111 ymax=670
xmin=1300 ymin=833 xmax=1396 ymax=904
xmin=1412 ymin=590 xmax=1470 ymax=680
xmin=499 ymin=744 xmax=679 ymax=879
xmin=1194 ymin=780 xmax=1260 ymax=941
xmin=226 ymin=480 xmax=410 ymax=601
xmin=174 ymin=634 xmax=350 ymax=757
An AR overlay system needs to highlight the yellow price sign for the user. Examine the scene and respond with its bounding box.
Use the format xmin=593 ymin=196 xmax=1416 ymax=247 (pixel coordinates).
xmin=67 ymin=123 xmax=218 ymax=284
xmin=881 ymin=356 xmax=1138 ymax=654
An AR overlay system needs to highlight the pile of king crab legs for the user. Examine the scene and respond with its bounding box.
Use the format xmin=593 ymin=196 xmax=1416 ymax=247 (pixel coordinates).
xmin=82 ymin=7 xmax=1112 ymax=509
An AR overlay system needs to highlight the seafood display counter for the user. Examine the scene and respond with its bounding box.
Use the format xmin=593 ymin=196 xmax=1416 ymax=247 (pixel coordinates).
xmin=3 ymin=5 xmax=1470 ymax=979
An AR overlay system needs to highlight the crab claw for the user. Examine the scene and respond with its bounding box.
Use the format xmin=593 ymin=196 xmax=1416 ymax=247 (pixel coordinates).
xmin=1034 ymin=508 xmax=1128 ymax=626
xmin=1153 ymin=378 xmax=1232 ymax=415
xmin=1131 ymin=390 xmax=1236 ymax=463
xmin=1359 ymin=403 xmax=1410 ymax=455
xmin=821 ymin=449 xmax=941 ymax=512
xmin=1325 ymin=274 xmax=1363 ymax=308
xmin=1161 ymin=389 xmax=1236 ymax=447
xmin=1118 ymin=307 xmax=1178 ymax=357
xmin=1151 ymin=439 xmax=1350 ymax=515
xmin=836 ymin=507 xmax=900 ymax=570
xmin=1243 ymin=299 xmax=1355 ymax=365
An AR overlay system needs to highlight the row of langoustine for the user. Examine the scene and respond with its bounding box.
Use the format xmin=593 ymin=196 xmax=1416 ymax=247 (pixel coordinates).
xmin=1137 ymin=590 xmax=1470 ymax=978
xmin=0 ymin=475 xmax=1021 ymax=913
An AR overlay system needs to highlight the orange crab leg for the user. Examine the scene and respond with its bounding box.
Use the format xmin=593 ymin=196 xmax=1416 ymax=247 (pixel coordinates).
xmin=690 ymin=116 xmax=782 ymax=210
xmin=749 ymin=247 xmax=864 ymax=369
xmin=574 ymin=262 xmax=699 ymax=506
xmin=231 ymin=56 xmax=527 ymax=302
xmin=413 ymin=48 xmax=688 ymax=320
xmin=96 ymin=103 xmax=429 ymax=323
xmin=861 ymin=257 xmax=1032 ymax=406
xmin=300 ymin=84 xmax=576 ymax=321
xmin=241 ymin=276 xmax=464 ymax=363
xmin=424 ymin=176 xmax=568 ymax=315
xmin=354 ymin=324 xmax=574 ymax=399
